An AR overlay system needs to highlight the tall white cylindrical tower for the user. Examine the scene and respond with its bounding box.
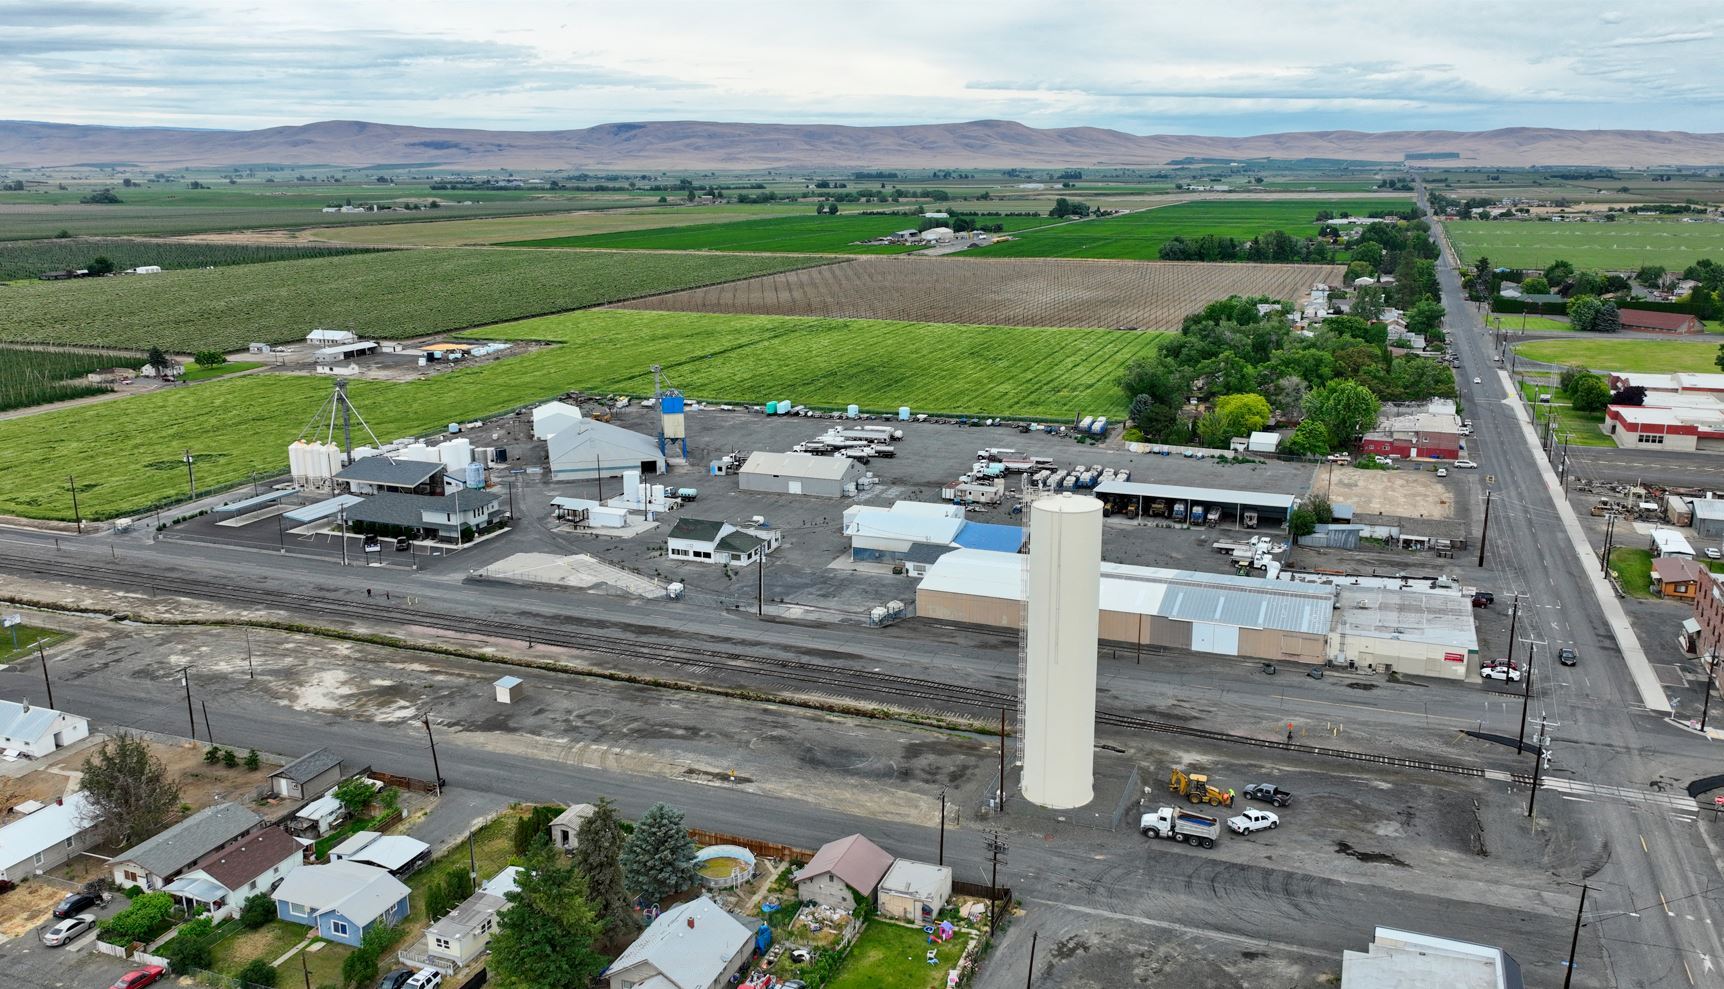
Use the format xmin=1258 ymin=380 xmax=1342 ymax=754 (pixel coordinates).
xmin=1020 ymin=493 xmax=1103 ymax=809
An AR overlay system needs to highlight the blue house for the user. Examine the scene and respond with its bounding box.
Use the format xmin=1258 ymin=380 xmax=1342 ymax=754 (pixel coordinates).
xmin=272 ymin=860 xmax=410 ymax=947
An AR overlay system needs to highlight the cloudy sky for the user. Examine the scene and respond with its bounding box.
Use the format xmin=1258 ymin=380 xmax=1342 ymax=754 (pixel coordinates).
xmin=4 ymin=1 xmax=1721 ymax=135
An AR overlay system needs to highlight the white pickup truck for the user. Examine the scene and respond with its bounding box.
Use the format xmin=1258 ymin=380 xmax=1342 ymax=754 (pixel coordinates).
xmin=1227 ymin=808 xmax=1280 ymax=835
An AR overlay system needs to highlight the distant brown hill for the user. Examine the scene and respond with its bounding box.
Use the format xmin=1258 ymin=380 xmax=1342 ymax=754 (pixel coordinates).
xmin=3 ymin=118 xmax=1723 ymax=170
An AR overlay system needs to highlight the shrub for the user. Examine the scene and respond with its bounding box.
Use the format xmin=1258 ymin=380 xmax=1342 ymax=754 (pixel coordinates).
xmin=237 ymin=958 xmax=279 ymax=987
xmin=222 ymin=748 xmax=239 ymax=768
xmin=204 ymin=744 xmax=221 ymax=764
xmin=244 ymin=749 xmax=261 ymax=771
xmin=240 ymin=891 xmax=276 ymax=929
xmin=159 ymin=916 xmax=215 ymax=970
xmin=100 ymin=891 xmax=175 ymax=945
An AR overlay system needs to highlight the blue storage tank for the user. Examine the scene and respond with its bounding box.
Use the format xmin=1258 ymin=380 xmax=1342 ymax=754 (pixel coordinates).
xmin=765 ymin=401 xmax=778 ymax=415
xmin=464 ymin=462 xmax=484 ymax=489
xmin=899 ymin=406 xmax=911 ymax=421
xmin=661 ymin=394 xmax=685 ymax=414
xmin=777 ymin=399 xmax=791 ymax=415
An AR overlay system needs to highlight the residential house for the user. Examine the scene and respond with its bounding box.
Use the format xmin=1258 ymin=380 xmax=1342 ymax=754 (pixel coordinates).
xmin=1654 ymin=557 xmax=1706 ymax=602
xmin=876 ymin=859 xmax=953 ymax=923
xmin=342 ymin=489 xmax=504 ymax=542
xmin=792 ymin=833 xmax=894 ymax=911
xmin=549 ymin=804 xmax=596 ymax=853
xmin=111 ymin=802 xmax=263 ymax=891
xmin=665 ymin=518 xmax=777 ymax=567
xmin=603 ymin=896 xmax=754 ymax=989
xmin=163 ymin=826 xmax=302 ymax=920
xmin=412 ymin=867 xmax=520 ymax=973
xmin=328 ymin=831 xmax=430 ymax=878
xmin=334 ymin=458 xmax=447 ymax=497
xmin=0 ymin=699 xmax=89 ymax=758
xmin=273 ymin=860 xmax=411 ymax=947
xmin=138 ymin=362 xmax=187 ymax=379
xmin=0 ymin=791 xmax=99 ymax=882
xmin=270 ymin=749 xmax=345 ymax=801
xmin=1620 ymin=309 xmax=1704 ymax=334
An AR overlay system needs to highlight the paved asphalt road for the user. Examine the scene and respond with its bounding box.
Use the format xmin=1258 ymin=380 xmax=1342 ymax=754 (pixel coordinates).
xmin=1432 ymin=182 xmax=1724 ymax=988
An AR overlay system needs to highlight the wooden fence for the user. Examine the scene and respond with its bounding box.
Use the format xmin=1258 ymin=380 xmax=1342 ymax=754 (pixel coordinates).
xmin=370 ymin=770 xmax=440 ymax=794
xmin=687 ymin=828 xmax=814 ymax=863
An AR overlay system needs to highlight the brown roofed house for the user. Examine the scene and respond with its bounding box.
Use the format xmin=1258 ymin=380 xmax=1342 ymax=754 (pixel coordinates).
xmin=793 ymin=833 xmax=895 ymax=911
xmin=1653 ymin=556 xmax=1706 ymax=602
xmin=1619 ymin=309 xmax=1704 ymax=334
xmin=162 ymin=826 xmax=304 ymax=920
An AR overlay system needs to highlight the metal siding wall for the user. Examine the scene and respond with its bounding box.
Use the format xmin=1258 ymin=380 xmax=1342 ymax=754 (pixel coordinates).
xmin=1148 ymin=617 xmax=1191 ymax=649
xmin=1190 ymin=622 xmax=1240 ymax=656
xmin=916 ymin=589 xmax=1023 ymax=629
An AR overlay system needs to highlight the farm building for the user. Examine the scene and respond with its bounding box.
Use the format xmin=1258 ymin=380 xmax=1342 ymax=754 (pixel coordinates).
xmin=666 ymin=518 xmax=779 ymax=567
xmin=546 ymin=419 xmax=667 ymax=481
xmin=307 ymin=329 xmax=358 ymax=346
xmin=342 ymin=489 xmax=503 ymax=542
xmin=1093 ymin=480 xmax=1298 ymax=528
xmin=334 ymin=458 xmax=446 ymax=496
xmin=1619 ymin=309 xmax=1704 ymax=334
xmin=532 ymin=401 xmax=584 ymax=440
xmin=738 ymin=451 xmax=859 ymax=497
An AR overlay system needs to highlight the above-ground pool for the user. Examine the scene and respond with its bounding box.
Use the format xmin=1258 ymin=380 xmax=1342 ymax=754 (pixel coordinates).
xmin=694 ymin=844 xmax=758 ymax=889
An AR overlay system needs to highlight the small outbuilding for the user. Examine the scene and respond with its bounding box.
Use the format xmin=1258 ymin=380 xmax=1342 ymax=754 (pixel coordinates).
xmin=549 ymin=803 xmax=597 ymax=853
xmin=493 ymin=676 xmax=524 ymax=704
xmin=0 ymin=699 xmax=89 ymax=758
xmin=876 ymin=858 xmax=953 ymax=923
xmin=738 ymin=451 xmax=859 ymax=498
xmin=270 ymin=749 xmax=345 ymax=801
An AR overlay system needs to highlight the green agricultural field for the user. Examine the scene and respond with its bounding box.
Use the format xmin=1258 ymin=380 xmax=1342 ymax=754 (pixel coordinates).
xmin=0 ymin=249 xmax=829 ymax=351
xmin=0 ymin=346 xmax=135 ymax=412
xmin=967 ymin=198 xmax=1413 ymax=260
xmin=0 ymin=201 xmax=618 ymax=241
xmin=1514 ymin=338 xmax=1721 ymax=374
xmin=0 ymin=310 xmax=1163 ymax=519
xmin=0 ymin=238 xmax=384 ymax=281
xmin=304 ymin=204 xmax=814 ymax=246
xmin=499 ymin=212 xmax=1062 ymax=253
xmin=1445 ymin=217 xmax=1724 ymax=270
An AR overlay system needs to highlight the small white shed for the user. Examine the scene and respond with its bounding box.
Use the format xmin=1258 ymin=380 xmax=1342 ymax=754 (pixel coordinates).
xmin=494 ymin=676 xmax=524 ymax=704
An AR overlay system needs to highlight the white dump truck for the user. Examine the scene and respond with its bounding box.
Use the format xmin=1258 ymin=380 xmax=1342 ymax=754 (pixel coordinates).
xmin=1140 ymin=806 xmax=1221 ymax=849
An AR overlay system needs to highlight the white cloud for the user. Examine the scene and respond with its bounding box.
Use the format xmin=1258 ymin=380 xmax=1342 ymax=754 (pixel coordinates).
xmin=0 ymin=1 xmax=1721 ymax=134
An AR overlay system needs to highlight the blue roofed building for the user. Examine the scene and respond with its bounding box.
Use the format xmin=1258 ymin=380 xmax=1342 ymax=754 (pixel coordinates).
xmin=844 ymin=502 xmax=1023 ymax=569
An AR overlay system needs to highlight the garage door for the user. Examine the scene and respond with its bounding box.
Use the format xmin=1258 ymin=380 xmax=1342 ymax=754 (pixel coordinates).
xmin=1190 ymin=622 xmax=1239 ymax=656
xmin=788 ymin=480 xmax=803 ymax=495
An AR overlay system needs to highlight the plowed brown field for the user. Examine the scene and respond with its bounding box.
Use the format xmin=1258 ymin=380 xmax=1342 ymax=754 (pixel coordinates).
xmin=610 ymin=256 xmax=1341 ymax=329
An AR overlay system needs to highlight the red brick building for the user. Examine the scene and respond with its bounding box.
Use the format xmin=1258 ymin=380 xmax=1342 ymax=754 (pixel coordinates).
xmin=1359 ymin=412 xmax=1463 ymax=459
xmin=1620 ymin=309 xmax=1704 ymax=334
xmin=1694 ymin=568 xmax=1724 ymax=658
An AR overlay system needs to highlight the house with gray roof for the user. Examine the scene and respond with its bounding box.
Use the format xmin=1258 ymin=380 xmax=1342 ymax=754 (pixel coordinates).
xmin=334 ymin=457 xmax=446 ymax=495
xmin=0 ymin=699 xmax=89 ymax=758
xmin=110 ymin=802 xmax=263 ymax=891
xmin=604 ymin=896 xmax=754 ymax=989
xmin=666 ymin=518 xmax=778 ymax=567
xmin=270 ymin=748 xmax=345 ymax=800
xmin=877 ymin=858 xmax=952 ymax=923
xmin=274 ymin=860 xmax=410 ymax=947
xmin=343 ymin=489 xmax=503 ymax=542
xmin=0 ymin=791 xmax=99 ymax=882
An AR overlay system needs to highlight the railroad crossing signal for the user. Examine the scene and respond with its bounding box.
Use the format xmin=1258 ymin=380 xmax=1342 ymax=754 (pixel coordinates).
xmin=1486 ymin=475 xmax=1496 ymax=485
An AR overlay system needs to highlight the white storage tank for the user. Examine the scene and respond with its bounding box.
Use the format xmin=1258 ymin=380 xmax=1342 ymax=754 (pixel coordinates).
xmin=1021 ymin=493 xmax=1103 ymax=810
xmin=899 ymin=406 xmax=911 ymax=421
xmin=321 ymin=442 xmax=344 ymax=479
xmin=777 ymin=399 xmax=790 ymax=415
xmin=439 ymin=438 xmax=472 ymax=469
xmin=847 ymin=404 xmax=860 ymax=418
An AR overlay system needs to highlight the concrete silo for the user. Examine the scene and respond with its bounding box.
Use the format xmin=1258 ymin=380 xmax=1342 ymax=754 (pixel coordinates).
xmin=1020 ymin=493 xmax=1103 ymax=809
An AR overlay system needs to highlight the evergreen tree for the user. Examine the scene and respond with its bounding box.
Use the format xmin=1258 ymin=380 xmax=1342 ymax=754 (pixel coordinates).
xmin=1594 ymin=302 xmax=1621 ymax=334
xmin=489 ymin=846 xmax=608 ymax=989
xmin=574 ymin=799 xmax=637 ymax=945
xmin=619 ymin=803 xmax=698 ymax=905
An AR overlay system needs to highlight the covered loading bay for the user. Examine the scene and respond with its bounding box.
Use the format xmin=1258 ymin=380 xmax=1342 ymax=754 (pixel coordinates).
xmin=1093 ymin=480 xmax=1299 ymax=529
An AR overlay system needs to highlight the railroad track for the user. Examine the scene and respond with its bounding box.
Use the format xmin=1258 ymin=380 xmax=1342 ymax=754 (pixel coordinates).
xmin=3 ymin=554 xmax=1533 ymax=786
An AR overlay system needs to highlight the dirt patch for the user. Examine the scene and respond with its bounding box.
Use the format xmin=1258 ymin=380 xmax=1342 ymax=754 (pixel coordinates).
xmin=1316 ymin=466 xmax=1456 ymax=520
xmin=0 ymin=769 xmax=76 ymax=812
xmin=1333 ymin=840 xmax=1410 ymax=868
xmin=0 ymin=880 xmax=68 ymax=937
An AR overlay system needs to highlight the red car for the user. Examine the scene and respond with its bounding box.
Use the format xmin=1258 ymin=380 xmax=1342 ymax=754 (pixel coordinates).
xmin=111 ymin=966 xmax=167 ymax=989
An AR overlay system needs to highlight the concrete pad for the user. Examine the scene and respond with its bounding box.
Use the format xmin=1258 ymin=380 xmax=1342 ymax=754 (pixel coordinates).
xmin=474 ymin=552 xmax=666 ymax=598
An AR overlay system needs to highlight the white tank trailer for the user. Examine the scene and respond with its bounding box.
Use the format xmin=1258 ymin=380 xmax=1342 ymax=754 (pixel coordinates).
xmin=1020 ymin=493 xmax=1103 ymax=809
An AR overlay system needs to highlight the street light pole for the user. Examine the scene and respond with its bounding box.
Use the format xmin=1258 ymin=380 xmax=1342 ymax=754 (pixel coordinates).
xmin=35 ymin=640 xmax=54 ymax=709
xmin=176 ymin=666 xmax=195 ymax=739
xmin=422 ymin=714 xmax=444 ymax=795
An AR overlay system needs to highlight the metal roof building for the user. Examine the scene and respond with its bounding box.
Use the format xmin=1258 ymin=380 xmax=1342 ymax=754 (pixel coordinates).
xmin=1331 ymin=585 xmax=1479 ymax=681
xmin=1341 ymin=927 xmax=1522 ymax=989
xmin=1692 ymin=497 xmax=1724 ymax=539
xmin=334 ymin=458 xmax=445 ymax=496
xmin=545 ymin=419 xmax=667 ymax=481
xmin=1094 ymin=480 xmax=1299 ymax=526
xmin=739 ymin=451 xmax=859 ymax=498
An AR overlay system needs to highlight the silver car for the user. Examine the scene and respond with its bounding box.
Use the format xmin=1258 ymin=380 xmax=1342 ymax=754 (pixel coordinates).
xmin=42 ymin=913 xmax=95 ymax=946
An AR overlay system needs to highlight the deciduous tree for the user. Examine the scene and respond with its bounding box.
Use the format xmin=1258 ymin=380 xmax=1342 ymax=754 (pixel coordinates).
xmin=1305 ymin=380 xmax=1380 ymax=448
xmin=80 ymin=733 xmax=181 ymax=847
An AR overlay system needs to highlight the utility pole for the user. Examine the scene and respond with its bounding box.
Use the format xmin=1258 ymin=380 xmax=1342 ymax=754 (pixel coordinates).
xmin=984 ymin=831 xmax=1008 ymax=936
xmin=301 ymin=947 xmax=312 ymax=989
xmin=245 ymin=629 xmax=255 ymax=680
xmin=1703 ymin=650 xmax=1719 ymax=732
xmin=183 ymin=448 xmax=197 ymax=501
xmin=1476 ymin=491 xmax=1492 ymax=567
xmin=176 ymin=666 xmax=195 ymax=739
xmin=1504 ymin=595 xmax=1520 ymax=674
xmin=277 ymin=509 xmax=286 ymax=554
xmin=468 ymin=831 xmax=478 ymax=886
xmin=338 ymin=508 xmax=349 ymax=567
xmin=201 ymin=700 xmax=213 ymax=745
xmin=1025 ymin=930 xmax=1039 ymax=989
xmin=938 ymin=788 xmax=947 ymax=866
xmin=67 ymin=475 xmax=82 ymax=534
xmin=35 ymin=641 xmax=54 ymax=709
xmin=757 ymin=549 xmax=764 ymax=617
xmin=1527 ymin=717 xmax=1547 ymax=818
xmin=1563 ymin=883 xmax=1589 ymax=989
xmin=423 ymin=714 xmax=444 ymax=795
xmin=998 ymin=708 xmax=1008 ymax=812
xmin=1517 ymin=643 xmax=1535 ymax=751
xmin=1600 ymin=513 xmax=1615 ymax=575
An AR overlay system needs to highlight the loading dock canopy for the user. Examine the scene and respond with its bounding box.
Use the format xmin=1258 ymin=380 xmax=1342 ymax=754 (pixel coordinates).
xmin=1093 ymin=480 xmax=1298 ymax=517
xmin=214 ymin=487 xmax=301 ymax=513
xmin=283 ymin=494 xmax=363 ymax=523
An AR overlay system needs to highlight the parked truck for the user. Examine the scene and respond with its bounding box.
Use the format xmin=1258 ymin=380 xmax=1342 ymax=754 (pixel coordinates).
xmin=1140 ymin=806 xmax=1221 ymax=848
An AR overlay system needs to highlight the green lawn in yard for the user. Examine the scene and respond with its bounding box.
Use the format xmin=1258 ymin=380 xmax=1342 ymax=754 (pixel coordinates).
xmin=0 ymin=310 xmax=1163 ymax=520
xmin=1484 ymin=314 xmax=1572 ymax=332
xmin=1446 ymin=216 xmax=1724 ymax=271
xmin=209 ymin=919 xmax=309 ymax=975
xmin=966 ymin=198 xmax=1413 ymax=260
xmin=1517 ymin=382 xmax=1615 ymax=447
xmin=826 ymin=921 xmax=968 ymax=989
xmin=1513 ymin=338 xmax=1721 ymax=374
xmin=499 ymin=212 xmax=1061 ymax=254
xmin=182 ymin=362 xmax=263 ymax=381
xmin=405 ymin=809 xmax=523 ymax=921
xmin=1610 ymin=548 xmax=1655 ymax=599
xmin=0 ymin=624 xmax=68 ymax=662
xmin=296 ymin=937 xmax=353 ymax=987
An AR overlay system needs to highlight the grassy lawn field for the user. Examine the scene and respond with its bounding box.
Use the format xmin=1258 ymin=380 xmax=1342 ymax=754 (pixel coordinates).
xmin=0 ymin=624 xmax=69 ymax=662
xmin=208 ymin=919 xmax=309 ymax=976
xmin=499 ymin=212 xmax=1061 ymax=254
xmin=182 ymin=361 xmax=263 ymax=381
xmin=304 ymin=204 xmax=813 ymax=246
xmin=1610 ymin=548 xmax=1655 ymax=599
xmin=966 ymin=198 xmax=1413 ymax=260
xmin=826 ymin=921 xmax=968 ymax=989
xmin=0 ymin=248 xmax=827 ymax=351
xmin=1485 ymin=314 xmax=1572 ymax=332
xmin=1446 ymin=217 xmax=1724 ymax=270
xmin=0 ymin=310 xmax=1163 ymax=519
xmin=1513 ymin=338 xmax=1721 ymax=374
xmin=1517 ymin=381 xmax=1615 ymax=447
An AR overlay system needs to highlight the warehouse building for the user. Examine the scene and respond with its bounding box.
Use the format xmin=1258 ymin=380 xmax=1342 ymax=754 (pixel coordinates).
xmin=343 ymin=489 xmax=504 ymax=542
xmin=1093 ymin=480 xmax=1299 ymax=528
xmin=1328 ymin=584 xmax=1478 ymax=680
xmin=914 ymin=549 xmax=1333 ymax=662
xmin=532 ymin=401 xmax=584 ymax=440
xmin=666 ymin=518 xmax=780 ymax=566
xmin=1692 ymin=498 xmax=1724 ymax=539
xmin=546 ymin=419 xmax=667 ymax=481
xmin=844 ymin=502 xmax=1026 ymax=564
xmin=739 ymin=451 xmax=859 ymax=498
